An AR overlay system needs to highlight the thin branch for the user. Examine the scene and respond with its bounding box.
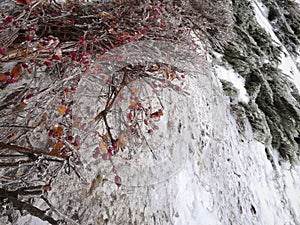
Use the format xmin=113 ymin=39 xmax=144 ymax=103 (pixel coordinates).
xmin=0 ymin=188 xmax=61 ymax=225
xmin=0 ymin=142 xmax=65 ymax=159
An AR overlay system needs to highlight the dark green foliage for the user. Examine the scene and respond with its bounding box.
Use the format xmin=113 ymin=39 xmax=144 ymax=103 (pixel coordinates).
xmin=220 ymin=0 xmax=300 ymax=160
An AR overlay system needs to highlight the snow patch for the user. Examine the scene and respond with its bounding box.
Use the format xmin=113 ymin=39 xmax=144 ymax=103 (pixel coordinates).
xmin=16 ymin=215 xmax=50 ymax=225
xmin=278 ymin=52 xmax=300 ymax=90
xmin=214 ymin=65 xmax=250 ymax=103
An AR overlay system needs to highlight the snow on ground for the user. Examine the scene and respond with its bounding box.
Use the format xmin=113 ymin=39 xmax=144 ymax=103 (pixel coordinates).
xmin=253 ymin=0 xmax=300 ymax=92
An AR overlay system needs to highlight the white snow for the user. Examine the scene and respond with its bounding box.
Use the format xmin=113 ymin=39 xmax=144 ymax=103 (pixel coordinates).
xmin=170 ymin=98 xmax=300 ymax=225
xmin=16 ymin=215 xmax=50 ymax=225
xmin=214 ymin=65 xmax=250 ymax=103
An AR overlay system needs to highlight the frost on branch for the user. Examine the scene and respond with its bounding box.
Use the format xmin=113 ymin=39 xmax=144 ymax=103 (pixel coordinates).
xmin=0 ymin=0 xmax=232 ymax=223
xmin=73 ymin=40 xmax=207 ymax=187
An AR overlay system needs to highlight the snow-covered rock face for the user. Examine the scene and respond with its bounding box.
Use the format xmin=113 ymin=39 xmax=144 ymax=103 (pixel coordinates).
xmin=13 ymin=0 xmax=300 ymax=225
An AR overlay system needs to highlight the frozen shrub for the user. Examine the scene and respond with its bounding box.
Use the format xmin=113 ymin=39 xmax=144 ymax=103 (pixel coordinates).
xmin=0 ymin=0 xmax=232 ymax=223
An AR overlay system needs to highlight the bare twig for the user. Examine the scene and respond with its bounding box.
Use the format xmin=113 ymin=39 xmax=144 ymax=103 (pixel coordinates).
xmin=0 ymin=142 xmax=65 ymax=159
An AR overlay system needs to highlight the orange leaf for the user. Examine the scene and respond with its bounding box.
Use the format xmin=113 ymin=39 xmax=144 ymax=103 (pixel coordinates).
xmin=169 ymin=71 xmax=177 ymax=80
xmin=20 ymin=101 xmax=27 ymax=107
xmin=58 ymin=105 xmax=67 ymax=115
xmin=27 ymin=68 xmax=33 ymax=73
xmin=99 ymin=140 xmax=108 ymax=154
xmin=144 ymin=119 xmax=149 ymax=125
xmin=122 ymin=31 xmax=130 ymax=36
xmin=53 ymin=125 xmax=64 ymax=137
xmin=149 ymin=63 xmax=160 ymax=72
xmin=130 ymin=101 xmax=138 ymax=110
xmin=101 ymin=133 xmax=109 ymax=142
xmin=42 ymin=113 xmax=47 ymax=122
xmin=131 ymin=88 xmax=138 ymax=95
xmin=101 ymin=11 xmax=113 ymax=18
xmin=51 ymin=141 xmax=63 ymax=156
xmin=0 ymin=73 xmax=7 ymax=82
xmin=150 ymin=109 xmax=163 ymax=120
xmin=11 ymin=64 xmax=23 ymax=78
xmin=7 ymin=133 xmax=16 ymax=141
xmin=163 ymin=65 xmax=169 ymax=78
xmin=116 ymin=132 xmax=127 ymax=148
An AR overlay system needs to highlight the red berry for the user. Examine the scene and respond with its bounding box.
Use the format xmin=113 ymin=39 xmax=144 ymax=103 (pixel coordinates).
xmin=92 ymin=147 xmax=100 ymax=159
xmin=0 ymin=49 xmax=6 ymax=55
xmin=25 ymin=36 xmax=33 ymax=41
xmin=92 ymin=152 xmax=99 ymax=159
xmin=52 ymin=55 xmax=61 ymax=60
xmin=112 ymin=142 xmax=117 ymax=150
xmin=67 ymin=136 xmax=73 ymax=141
xmin=61 ymin=151 xmax=68 ymax=158
xmin=0 ymin=74 xmax=8 ymax=82
xmin=28 ymin=26 xmax=37 ymax=31
xmin=48 ymin=130 xmax=54 ymax=137
xmin=22 ymin=63 xmax=28 ymax=68
xmin=44 ymin=61 xmax=51 ymax=67
xmin=102 ymin=153 xmax=111 ymax=160
xmin=115 ymin=175 xmax=122 ymax=187
xmin=65 ymin=108 xmax=71 ymax=114
xmin=140 ymin=29 xmax=146 ymax=35
xmin=71 ymin=51 xmax=77 ymax=61
xmin=9 ymin=77 xmax=19 ymax=83
xmin=127 ymin=112 xmax=133 ymax=120
xmin=74 ymin=135 xmax=80 ymax=146
xmin=26 ymin=93 xmax=34 ymax=99
xmin=3 ymin=16 xmax=13 ymax=24
xmin=119 ymin=36 xmax=126 ymax=43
